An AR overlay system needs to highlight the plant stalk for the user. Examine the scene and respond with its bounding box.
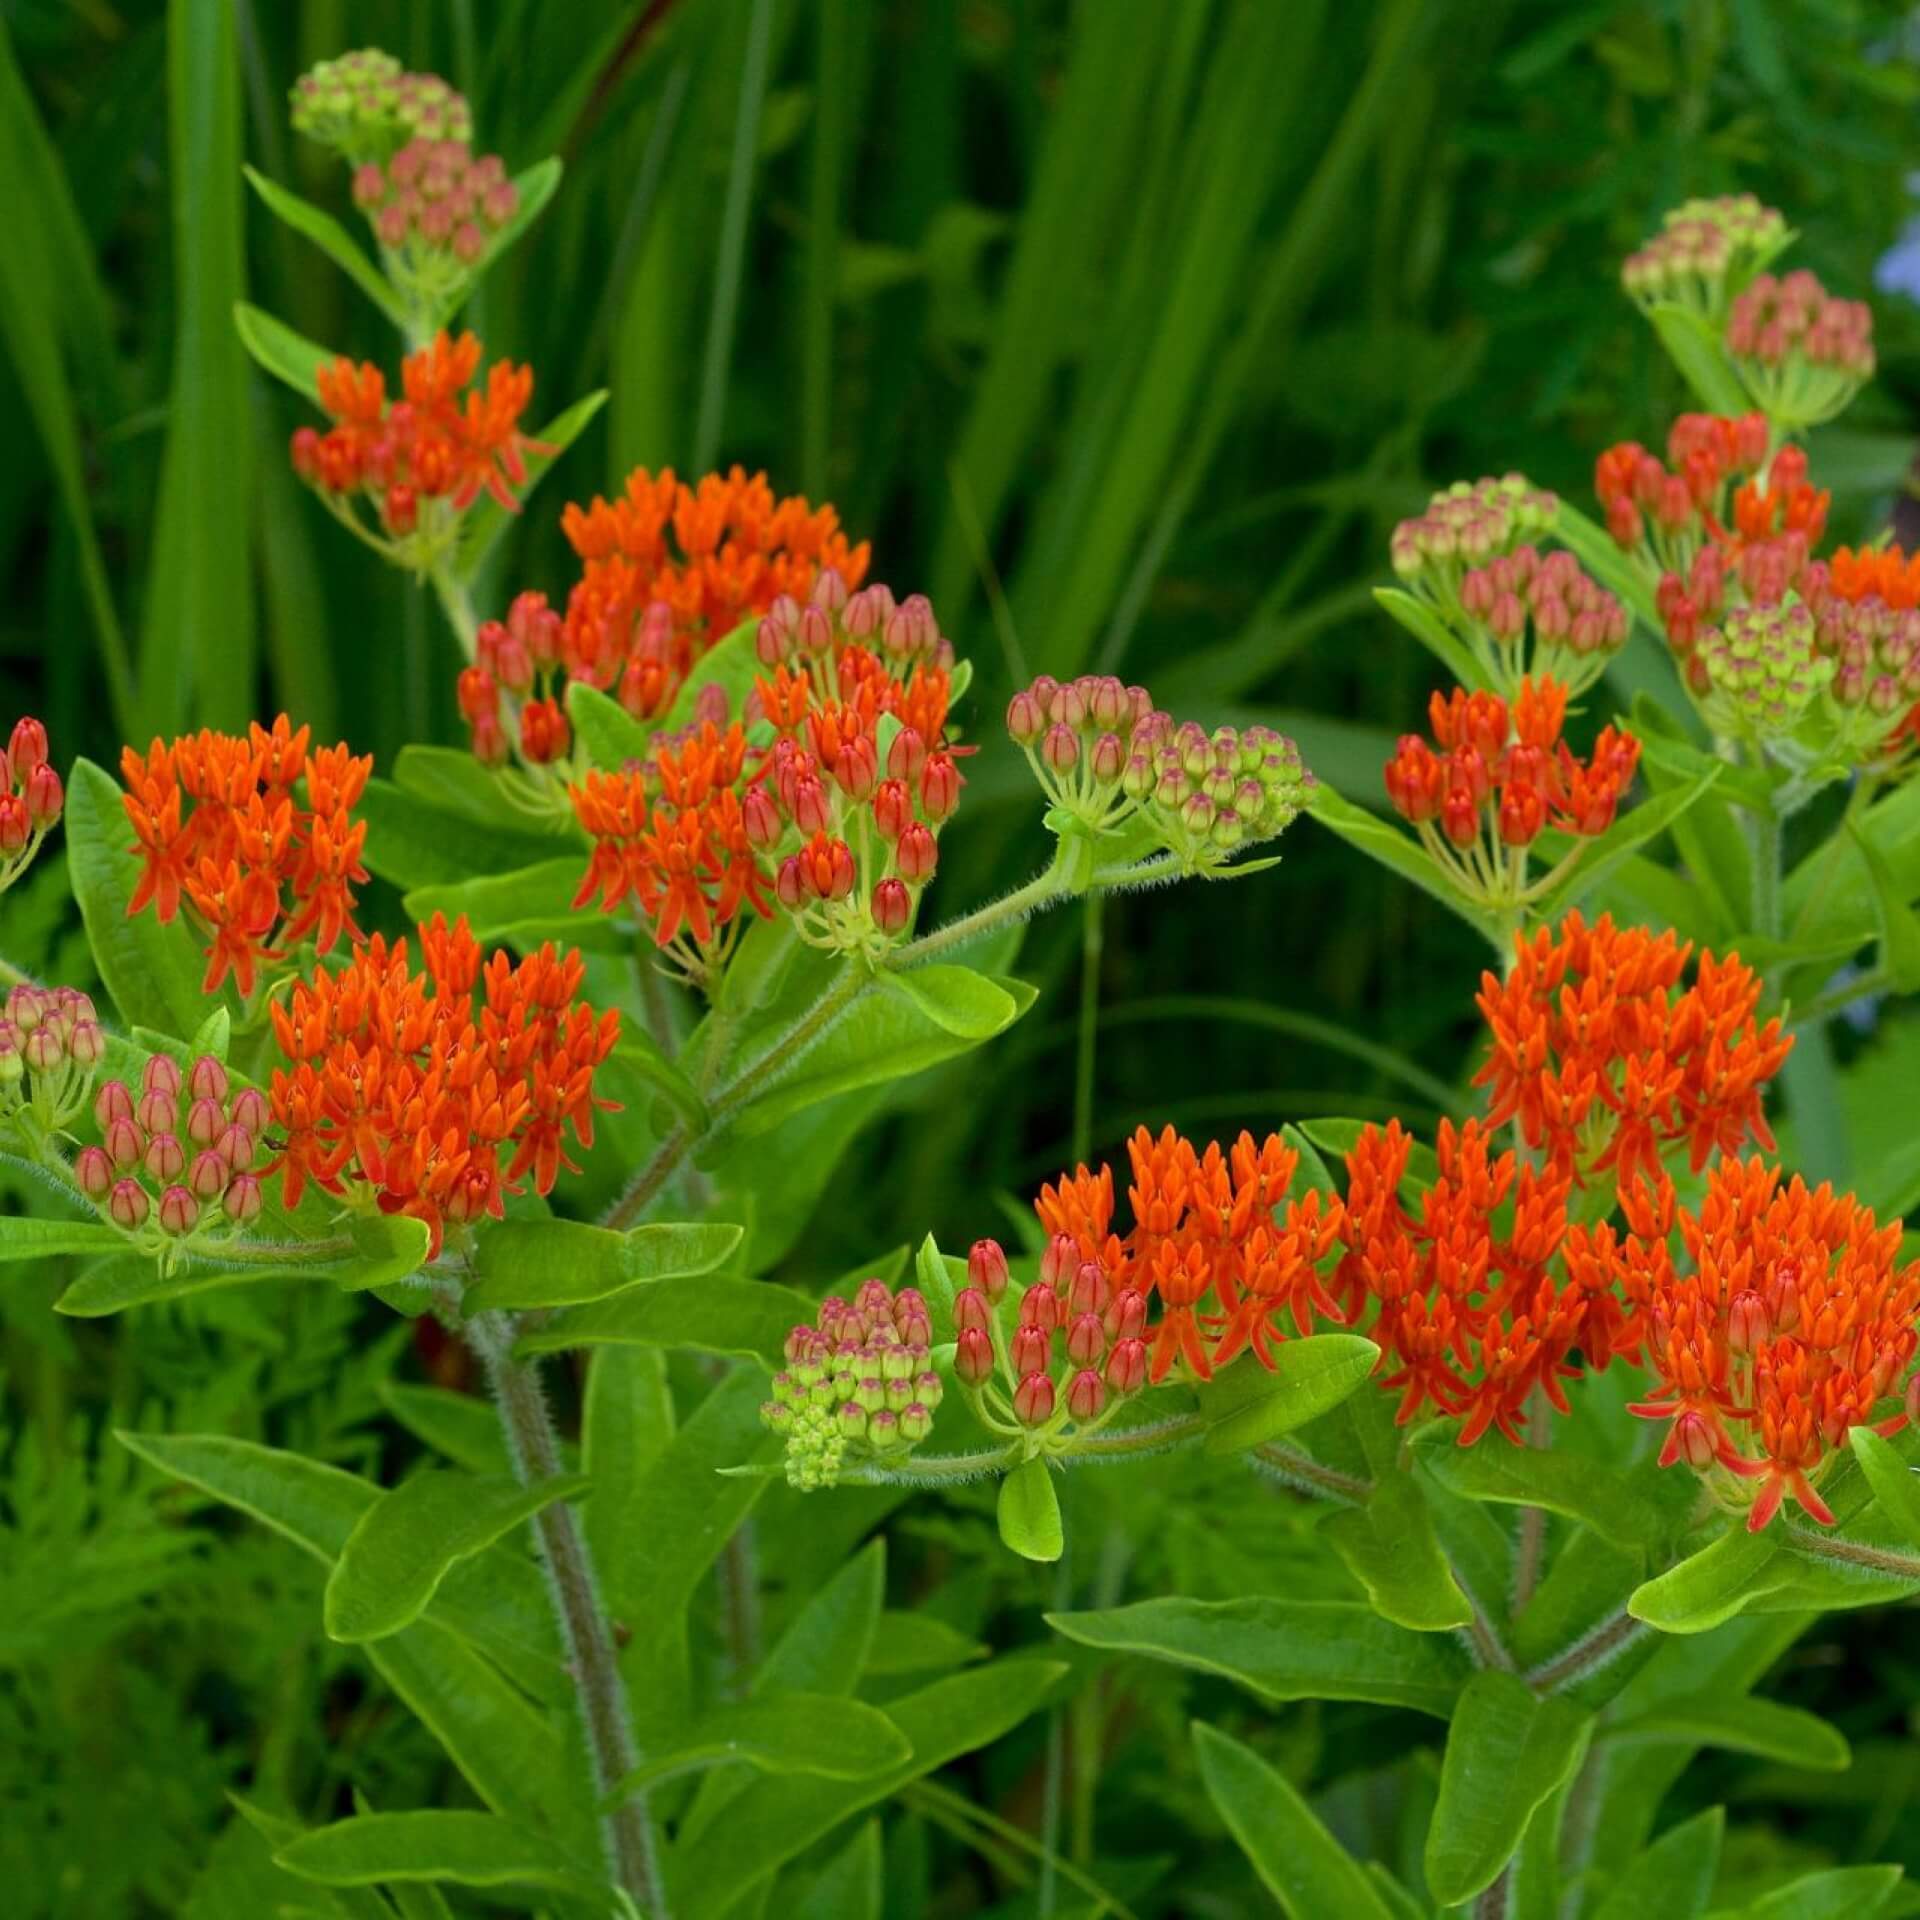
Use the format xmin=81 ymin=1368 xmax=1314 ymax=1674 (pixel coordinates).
xmin=469 ymin=1312 xmax=666 ymax=1915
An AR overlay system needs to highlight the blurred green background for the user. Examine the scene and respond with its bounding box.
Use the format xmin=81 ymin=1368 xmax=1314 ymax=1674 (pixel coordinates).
xmin=9 ymin=0 xmax=1920 ymax=1912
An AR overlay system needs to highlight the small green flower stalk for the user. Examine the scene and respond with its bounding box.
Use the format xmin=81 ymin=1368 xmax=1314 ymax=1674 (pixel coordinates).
xmin=1620 ymin=192 xmax=1792 ymax=325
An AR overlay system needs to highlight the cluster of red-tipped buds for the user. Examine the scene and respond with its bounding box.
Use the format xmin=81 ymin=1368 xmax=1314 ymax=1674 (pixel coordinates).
xmin=352 ymin=139 xmax=518 ymax=265
xmin=951 ymin=1237 xmax=1148 ymax=1445
xmin=1006 ymin=673 xmax=1158 ymax=831
xmin=0 ymin=717 xmax=62 ymax=891
xmin=1456 ymin=547 xmax=1629 ymax=697
xmin=1594 ymin=412 xmax=1770 ymax=566
xmin=1389 ymin=475 xmax=1559 ymax=599
xmin=755 ymin=577 xmax=951 ymax=682
xmin=762 ymin=1279 xmax=945 ymax=1489
xmin=1384 ymin=678 xmax=1640 ymax=906
xmin=458 ymin=591 xmax=572 ymax=769
xmin=1727 ymin=270 xmax=1875 ymax=427
xmin=0 ymin=984 xmax=105 ymax=1151
xmin=71 ymin=1053 xmax=267 ymax=1253
xmin=1620 ymin=195 xmax=1790 ymax=317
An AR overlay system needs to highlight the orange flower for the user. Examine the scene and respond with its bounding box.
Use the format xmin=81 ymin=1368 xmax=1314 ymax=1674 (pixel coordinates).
xmin=118 ymin=717 xmax=370 ymax=995
xmin=267 ymin=915 xmax=619 ymax=1256
xmin=1596 ymin=1158 xmax=1920 ymax=1530
xmin=1474 ymin=912 xmax=1791 ymax=1197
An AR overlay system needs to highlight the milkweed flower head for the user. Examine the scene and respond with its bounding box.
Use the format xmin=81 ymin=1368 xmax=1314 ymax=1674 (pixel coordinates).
xmin=290 ymin=331 xmax=546 ymax=572
xmin=1727 ymin=270 xmax=1875 ymax=427
xmin=0 ymin=716 xmax=62 ymax=894
xmin=0 ymin=984 xmax=106 ymax=1151
xmin=1601 ymin=1158 xmax=1920 ymax=1530
xmin=351 ymin=137 xmax=520 ymax=282
xmin=1389 ymin=474 xmax=1559 ymax=608
xmin=1453 ymin=547 xmax=1630 ymax=698
xmin=290 ymin=50 xmax=471 ymax=161
xmin=1621 ymin=195 xmax=1790 ymax=320
xmin=1475 ymin=911 xmax=1791 ymax=1199
xmin=1795 ymin=550 xmax=1920 ymax=763
xmin=1006 ymin=675 xmax=1312 ymax=874
xmin=118 ymin=716 xmax=371 ymax=998
xmin=267 ymin=916 xmax=619 ymax=1257
xmin=1382 ymin=677 xmax=1640 ymax=908
xmin=762 ymin=1280 xmax=945 ymax=1488
xmin=68 ymin=1050 xmax=272 ymax=1264
xmin=1691 ymin=601 xmax=1834 ymax=738
xmin=567 ymin=567 xmax=964 ymax=980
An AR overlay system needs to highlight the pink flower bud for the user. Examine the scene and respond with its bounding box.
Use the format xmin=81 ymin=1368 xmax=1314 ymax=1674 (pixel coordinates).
xmin=158 ymin=1185 xmax=198 ymax=1237
xmin=352 ymin=162 xmax=387 ymax=209
xmin=230 ymin=1087 xmax=269 ymax=1136
xmin=1041 ymin=723 xmax=1080 ymax=775
xmin=895 ymin=822 xmax=938 ymax=885
xmin=776 ymin=856 xmax=806 ymax=910
xmin=1089 ymin=733 xmax=1126 ymax=786
xmin=143 ymin=1055 xmax=182 ymax=1099
xmin=797 ymin=605 xmax=834 ymax=656
xmin=24 ymin=764 xmax=62 ymax=829
xmin=834 ymin=735 xmax=879 ymax=801
xmin=1105 ymin=1338 xmax=1147 ymax=1395
xmin=871 ymin=877 xmax=912 ymax=936
xmin=740 ymin=784 xmax=782 ymax=851
xmin=1013 ymin=1372 xmax=1056 ymax=1427
xmin=887 ymin=727 xmax=928 ymax=782
xmin=969 ymin=1238 xmax=1010 ymax=1301
xmin=104 ymin=1117 xmax=144 ymax=1170
xmin=872 ymin=779 xmax=913 ymax=842
xmin=144 ymin=1133 xmax=185 ymax=1183
xmin=1066 ymin=1312 xmax=1106 ymax=1366
xmin=1105 ymin=1288 xmax=1148 ymax=1341
xmin=108 ymin=1178 xmax=150 ymax=1232
xmin=1067 ymin=1369 xmax=1107 ymax=1422
xmin=0 ymin=797 xmax=26 ymax=855
xmin=812 ymin=567 xmax=849 ymax=613
xmin=1728 ymin=1290 xmax=1769 ymax=1356
xmin=94 ymin=1080 xmax=134 ymax=1130
xmin=1069 ymin=1261 xmax=1110 ymax=1317
xmin=23 ymin=1026 xmax=62 ymax=1074
xmin=7 ymin=718 xmax=47 ymax=780
xmin=74 ymin=1145 xmax=113 ymax=1199
xmin=66 ymin=1020 xmax=104 ymax=1070
xmin=1012 ymin=1324 xmax=1052 ymax=1376
xmin=1006 ymin=689 xmax=1045 ymax=745
xmin=1019 ymin=1280 xmax=1063 ymax=1333
xmin=955 ymin=1326 xmax=995 ymax=1386
xmin=954 ymin=1287 xmax=993 ymax=1334
xmin=188 ymin=1150 xmax=229 ymax=1201
xmin=221 ymin=1172 xmax=263 ymax=1226
xmin=1039 ymin=1234 xmax=1077 ymax=1289
xmin=1668 ymin=1409 xmax=1717 ymax=1472
xmin=185 ymin=1097 xmax=224 ymax=1148
xmin=791 ymin=773 xmax=832 ymax=836
xmin=135 ymin=1090 xmax=176 ymax=1137
xmin=920 ymin=752 xmax=960 ymax=823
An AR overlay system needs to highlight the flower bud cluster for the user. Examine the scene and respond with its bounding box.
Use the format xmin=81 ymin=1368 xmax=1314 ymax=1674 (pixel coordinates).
xmin=1388 ymin=474 xmax=1558 ymax=600
xmin=0 ymin=985 xmax=105 ymax=1148
xmin=951 ymin=1236 xmax=1149 ymax=1443
xmin=1594 ymin=412 xmax=1770 ymax=570
xmin=1691 ymin=603 xmax=1834 ymax=740
xmin=762 ymin=1280 xmax=945 ymax=1489
xmin=1728 ymin=270 xmax=1874 ymax=427
xmin=1457 ymin=546 xmax=1629 ymax=697
xmin=352 ymin=139 xmax=519 ymax=267
xmin=1620 ymin=195 xmax=1789 ymax=316
xmin=1006 ymin=675 xmax=1311 ymax=872
xmin=0 ymin=716 xmax=62 ymax=892
xmin=1384 ymin=677 xmax=1640 ymax=907
xmin=459 ymin=592 xmax=571 ymax=768
xmin=290 ymin=50 xmax=471 ymax=161
xmin=73 ymin=1053 xmax=267 ymax=1253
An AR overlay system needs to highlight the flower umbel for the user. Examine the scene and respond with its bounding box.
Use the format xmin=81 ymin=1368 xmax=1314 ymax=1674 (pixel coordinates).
xmin=0 ymin=716 xmax=63 ymax=895
xmin=1620 ymin=194 xmax=1790 ymax=321
xmin=290 ymin=49 xmax=471 ymax=161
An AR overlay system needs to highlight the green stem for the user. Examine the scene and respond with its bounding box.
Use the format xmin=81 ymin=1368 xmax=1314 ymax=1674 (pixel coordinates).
xmin=1748 ymin=803 xmax=1783 ymax=944
xmin=468 ymin=1312 xmax=667 ymax=1916
xmin=1789 ymin=964 xmax=1891 ymax=1032
xmin=1524 ymin=1607 xmax=1646 ymax=1694
xmin=1072 ymin=893 xmax=1103 ymax=1167
xmin=430 ymin=562 xmax=481 ymax=662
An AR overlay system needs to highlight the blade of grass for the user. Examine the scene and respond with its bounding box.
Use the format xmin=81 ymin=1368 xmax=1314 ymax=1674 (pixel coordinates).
xmin=801 ymin=0 xmax=849 ymax=498
xmin=144 ymin=0 xmax=253 ymax=733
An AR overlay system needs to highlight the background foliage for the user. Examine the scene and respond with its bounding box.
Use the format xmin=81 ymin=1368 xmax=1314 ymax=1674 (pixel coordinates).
xmin=8 ymin=0 xmax=1920 ymax=1913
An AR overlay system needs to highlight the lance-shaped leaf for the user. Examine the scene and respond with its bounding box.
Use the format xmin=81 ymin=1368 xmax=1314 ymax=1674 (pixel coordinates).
xmin=881 ymin=965 xmax=1023 ymax=1038
xmin=1846 ymin=817 xmax=1920 ymax=994
xmin=566 ymin=680 xmax=652 ymax=773
xmin=273 ymin=1811 xmax=597 ymax=1898
xmin=402 ymin=858 xmax=627 ymax=954
xmin=233 ymin=300 xmax=332 ymax=402
xmin=1193 ymin=1722 xmax=1398 ymax=1920
xmin=1645 ymin=300 xmax=1754 ymax=416
xmin=514 ymin=1274 xmax=808 ymax=1365
xmin=1529 ymin=767 xmax=1721 ymax=923
xmin=603 ymin=1692 xmax=911 ymax=1803
xmin=463 ymin=1218 xmax=742 ymax=1312
xmin=1850 ymin=1427 xmax=1920 ymax=1551
xmin=1198 ymin=1335 xmax=1379 ymax=1454
xmin=997 ymin=1457 xmax=1064 ymax=1563
xmin=0 ymin=1216 xmax=127 ymax=1263
xmin=323 ymin=1471 xmax=590 ymax=1644
xmin=1320 ymin=1468 xmax=1473 ymax=1632
xmin=1590 ymin=1806 xmax=1722 ymax=1920
xmin=1628 ymin=1526 xmax=1787 ymax=1634
xmin=1374 ymin=585 xmax=1489 ymax=693
xmin=243 ymin=166 xmax=407 ymax=327
xmin=1305 ymin=783 xmax=1507 ymax=947
xmin=1606 ymin=1691 xmax=1849 ymax=1770
xmin=1424 ymin=1670 xmax=1592 ymax=1907
xmin=1743 ymin=1866 xmax=1904 ymax=1919
xmin=1047 ymin=1597 xmax=1470 ymax=1717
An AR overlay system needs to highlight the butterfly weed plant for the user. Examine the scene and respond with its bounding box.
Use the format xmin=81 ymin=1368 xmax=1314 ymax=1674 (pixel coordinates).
xmin=7 ymin=45 xmax=1920 ymax=1920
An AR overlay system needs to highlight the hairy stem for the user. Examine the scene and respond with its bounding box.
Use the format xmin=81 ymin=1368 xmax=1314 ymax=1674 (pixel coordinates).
xmin=1524 ymin=1607 xmax=1647 ymax=1694
xmin=469 ymin=1313 xmax=666 ymax=1914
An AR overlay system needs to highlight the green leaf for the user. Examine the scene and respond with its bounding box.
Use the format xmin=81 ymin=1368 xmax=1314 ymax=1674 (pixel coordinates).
xmin=1849 ymin=1426 xmax=1920 ymax=1553
xmin=233 ymin=300 xmax=332 ymax=402
xmin=997 ymin=1458 xmax=1064 ymax=1562
xmin=328 ymin=1215 xmax=437 ymax=1291
xmin=1321 ymin=1470 xmax=1473 ymax=1632
xmin=566 ymin=681 xmax=652 ymax=774
xmin=514 ymin=1273 xmax=809 ymax=1365
xmin=732 ymin=974 xmax=1038 ymax=1136
xmin=1305 ymin=783 xmax=1506 ymax=948
xmin=1608 ymin=1691 xmax=1849 ymax=1770
xmin=391 ymin=745 xmax=577 ymax=837
xmin=1197 ymin=1335 xmax=1380 ymax=1454
xmin=1628 ymin=1527 xmax=1785 ymax=1634
xmin=1374 ymin=585 xmax=1490 ymax=692
xmin=358 ymin=775 xmax=571 ymax=890
xmin=0 ymin=1215 xmax=125 ymax=1263
xmin=1846 ymin=818 xmax=1920 ymax=993
xmin=880 ymin=965 xmax=1020 ymax=1038
xmin=604 ymin=1692 xmax=911 ymax=1801
xmin=243 ymin=166 xmax=407 ymax=328
xmin=1530 ymin=767 xmax=1721 ymax=923
xmin=1046 ymin=1597 xmax=1469 ymax=1717
xmin=1590 ymin=1806 xmax=1722 ymax=1920
xmin=1742 ymin=1866 xmax=1905 ymax=1920
xmin=664 ymin=1660 xmax=1065 ymax=1913
xmin=464 ymin=1219 xmax=742 ymax=1312
xmin=273 ymin=1812 xmax=596 ymax=1897
xmin=453 ymin=387 xmax=608 ymax=585
xmin=1424 ymin=1670 xmax=1592 ymax=1906
xmin=323 ymin=1471 xmax=589 ymax=1644
xmin=58 ymin=1255 xmax=307 ymax=1316
xmin=66 ymin=756 xmax=217 ymax=1038
xmin=402 ymin=858 xmax=625 ymax=954
xmin=1646 ymin=300 xmax=1753 ymax=416
xmin=379 ymin=1382 xmax=512 ymax=1476
xmin=655 ymin=619 xmax=765 ymax=735
xmin=864 ymin=1611 xmax=989 ymax=1677
xmin=1193 ymin=1722 xmax=1396 ymax=1920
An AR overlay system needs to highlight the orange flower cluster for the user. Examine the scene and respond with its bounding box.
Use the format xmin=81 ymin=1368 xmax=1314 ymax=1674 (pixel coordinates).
xmin=290 ymin=330 xmax=543 ymax=542
xmin=1596 ymin=1159 xmax=1920 ymax=1530
xmin=268 ymin=915 xmax=619 ymax=1255
xmin=1029 ymin=1126 xmax=1343 ymax=1385
xmin=567 ymin=569 xmax=962 ymax=975
xmin=1475 ymin=911 xmax=1792 ymax=1196
xmin=1335 ymin=1118 xmax=1587 ymax=1444
xmin=1383 ymin=677 xmax=1640 ymax=905
xmin=119 ymin=716 xmax=370 ymax=996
